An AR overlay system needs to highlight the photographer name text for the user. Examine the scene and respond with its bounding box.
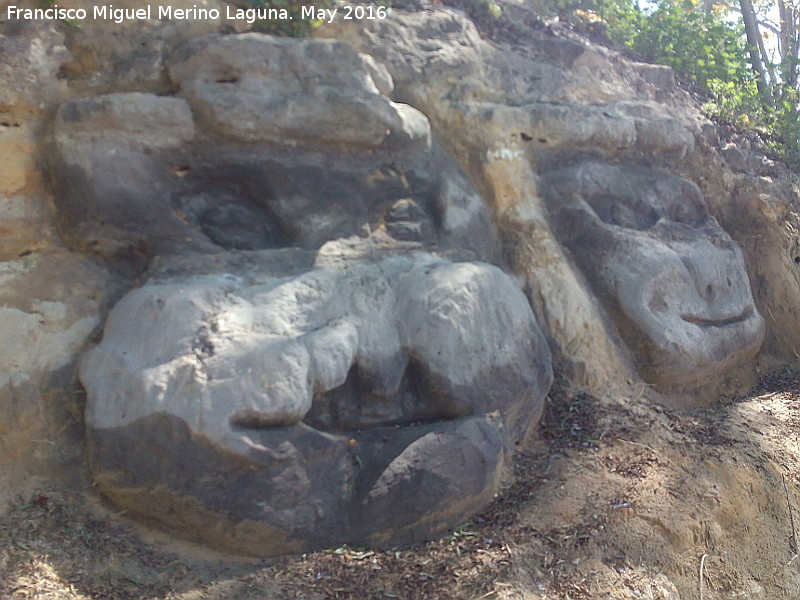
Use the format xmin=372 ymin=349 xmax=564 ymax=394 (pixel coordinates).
xmin=5 ymin=4 xmax=389 ymax=24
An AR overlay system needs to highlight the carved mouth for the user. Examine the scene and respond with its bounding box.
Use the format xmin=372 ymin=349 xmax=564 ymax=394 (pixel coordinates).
xmin=681 ymin=307 xmax=753 ymax=328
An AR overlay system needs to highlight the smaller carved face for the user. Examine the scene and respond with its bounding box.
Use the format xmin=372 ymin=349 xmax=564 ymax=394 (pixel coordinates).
xmin=542 ymin=162 xmax=765 ymax=386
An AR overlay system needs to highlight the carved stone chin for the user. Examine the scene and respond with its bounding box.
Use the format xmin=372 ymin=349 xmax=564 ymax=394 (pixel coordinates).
xmin=541 ymin=161 xmax=765 ymax=387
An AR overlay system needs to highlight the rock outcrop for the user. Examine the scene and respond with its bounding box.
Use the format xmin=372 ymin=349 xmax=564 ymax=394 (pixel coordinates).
xmin=4 ymin=0 xmax=794 ymax=564
xmin=48 ymin=35 xmax=491 ymax=263
xmin=83 ymin=242 xmax=551 ymax=551
xmin=168 ymin=34 xmax=430 ymax=148
xmin=540 ymin=160 xmax=765 ymax=385
xmin=56 ymin=34 xmax=552 ymax=553
xmin=323 ymin=7 xmax=767 ymax=393
xmin=0 ymin=19 xmax=124 ymax=471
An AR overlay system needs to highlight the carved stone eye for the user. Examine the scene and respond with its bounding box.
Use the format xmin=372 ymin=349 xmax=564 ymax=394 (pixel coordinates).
xmin=606 ymin=200 xmax=658 ymax=230
xmin=670 ymin=201 xmax=701 ymax=226
xmin=609 ymin=202 xmax=637 ymax=228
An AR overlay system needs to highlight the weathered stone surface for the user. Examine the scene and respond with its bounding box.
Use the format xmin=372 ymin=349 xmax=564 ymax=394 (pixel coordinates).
xmin=317 ymin=12 xmax=646 ymax=392
xmin=683 ymin=142 xmax=800 ymax=369
xmin=0 ymin=21 xmax=70 ymax=109
xmin=49 ymin=92 xmax=205 ymax=260
xmin=0 ymin=121 xmax=38 ymax=198
xmin=3 ymin=2 xmax=797 ymax=591
xmin=0 ymin=195 xmax=55 ymax=261
xmin=52 ymin=0 xmax=226 ymax=91
xmin=47 ymin=66 xmax=492 ymax=263
xmin=355 ymin=416 xmax=504 ymax=546
xmin=7 ymin=7 xmax=800 ymax=600
xmin=82 ymin=241 xmax=551 ymax=438
xmin=394 ymin=260 xmax=551 ymax=438
xmin=0 ymin=21 xmax=68 ymax=260
xmin=81 ymin=242 xmax=552 ymax=553
xmin=55 ymin=92 xmax=195 ymax=149
xmin=167 ymin=34 xmax=431 ymax=148
xmin=0 ymin=252 xmax=111 ymax=392
xmin=170 ymin=143 xmax=493 ymax=256
xmin=322 ymin=7 xmax=756 ymax=393
xmin=631 ymin=62 xmax=676 ymax=90
xmin=41 ymin=35 xmax=517 ymax=553
xmin=385 ymin=198 xmax=434 ymax=242
xmin=540 ymin=161 xmax=765 ymax=386
xmin=0 ymin=251 xmax=117 ymax=464
xmin=620 ymin=102 xmax=696 ymax=159
xmin=520 ymin=103 xmax=637 ymax=152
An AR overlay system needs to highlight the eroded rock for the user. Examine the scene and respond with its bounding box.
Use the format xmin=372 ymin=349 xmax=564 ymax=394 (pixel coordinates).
xmin=540 ymin=161 xmax=765 ymax=386
xmin=49 ymin=92 xmax=205 ymax=260
xmin=53 ymin=31 xmax=549 ymax=553
xmin=322 ymin=7 xmax=760 ymax=393
xmin=47 ymin=38 xmax=491 ymax=263
xmin=0 ymin=21 xmax=70 ymax=109
xmin=0 ymin=251 xmax=118 ymax=465
xmin=167 ymin=34 xmax=431 ymax=148
xmin=81 ymin=241 xmax=552 ymax=552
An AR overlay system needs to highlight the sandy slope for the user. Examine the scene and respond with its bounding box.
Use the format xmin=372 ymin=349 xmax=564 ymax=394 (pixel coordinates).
xmin=3 ymin=371 xmax=800 ymax=599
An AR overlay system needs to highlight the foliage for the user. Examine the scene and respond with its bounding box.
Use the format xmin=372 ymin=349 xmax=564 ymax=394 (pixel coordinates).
xmin=545 ymin=0 xmax=800 ymax=156
xmin=573 ymin=0 xmax=645 ymax=43
xmin=629 ymin=0 xmax=800 ymax=156
xmin=765 ymin=85 xmax=800 ymax=159
xmin=702 ymin=77 xmax=766 ymax=128
xmin=627 ymin=1 xmax=752 ymax=90
xmin=443 ymin=0 xmax=505 ymax=32
xmin=244 ymin=0 xmax=335 ymax=37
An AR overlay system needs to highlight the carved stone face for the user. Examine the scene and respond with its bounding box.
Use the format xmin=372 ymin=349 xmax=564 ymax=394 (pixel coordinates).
xmin=541 ymin=161 xmax=765 ymax=386
xmin=80 ymin=243 xmax=553 ymax=552
xmin=50 ymin=34 xmax=553 ymax=555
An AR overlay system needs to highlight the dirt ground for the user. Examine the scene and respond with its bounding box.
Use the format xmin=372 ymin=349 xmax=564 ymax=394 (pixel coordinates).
xmin=4 ymin=370 xmax=800 ymax=600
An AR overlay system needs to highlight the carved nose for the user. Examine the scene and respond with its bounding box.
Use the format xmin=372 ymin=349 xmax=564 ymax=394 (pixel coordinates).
xmin=703 ymin=279 xmax=732 ymax=300
xmin=709 ymin=231 xmax=736 ymax=251
xmin=681 ymin=254 xmax=737 ymax=304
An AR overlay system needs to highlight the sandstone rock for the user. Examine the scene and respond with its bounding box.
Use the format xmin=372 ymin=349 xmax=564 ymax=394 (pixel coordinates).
xmin=320 ymin=10 xmax=488 ymax=97
xmin=362 ymin=53 xmax=394 ymax=96
xmin=395 ymin=260 xmax=551 ymax=438
xmin=0 ymin=121 xmax=39 ymax=197
xmin=384 ymin=198 xmax=434 ymax=243
xmin=0 ymin=253 xmax=112 ymax=385
xmin=47 ymin=73 xmax=491 ymax=263
xmin=355 ymin=416 xmax=504 ymax=546
xmin=540 ymin=161 xmax=765 ymax=386
xmin=721 ymin=144 xmax=751 ymax=172
xmin=167 ymin=34 xmax=431 ymax=149
xmin=620 ymin=102 xmax=696 ymax=160
xmin=49 ymin=92 xmax=205 ymax=259
xmin=631 ymin=62 xmax=676 ymax=90
xmin=0 ymin=251 xmax=117 ymax=464
xmin=83 ymin=243 xmax=552 ymax=439
xmin=53 ymin=0 xmax=225 ymax=91
xmin=0 ymin=21 xmax=70 ymax=109
xmin=0 ymin=22 xmax=69 ymax=261
xmin=486 ymin=157 xmax=639 ymax=389
xmin=320 ymin=7 xmax=734 ymax=393
xmin=0 ymin=196 xmax=55 ymax=261
xmin=55 ymin=92 xmax=195 ymax=149
xmin=81 ymin=242 xmax=552 ymax=553
xmin=521 ymin=103 xmax=637 ymax=151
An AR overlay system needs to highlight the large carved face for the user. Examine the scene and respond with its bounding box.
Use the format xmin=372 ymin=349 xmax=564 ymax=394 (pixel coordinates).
xmin=542 ymin=162 xmax=765 ymax=386
xmin=52 ymin=33 xmax=554 ymax=556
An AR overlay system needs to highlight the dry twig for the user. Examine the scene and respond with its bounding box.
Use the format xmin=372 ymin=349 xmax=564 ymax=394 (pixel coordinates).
xmin=699 ymin=553 xmax=708 ymax=600
xmin=783 ymin=474 xmax=799 ymax=565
